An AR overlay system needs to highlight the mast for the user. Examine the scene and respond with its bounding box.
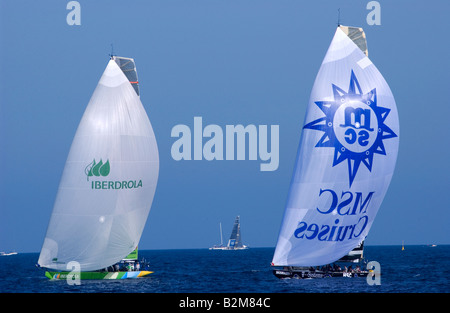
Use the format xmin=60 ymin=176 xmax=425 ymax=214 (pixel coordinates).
xmin=109 ymin=43 xmax=115 ymax=59
xmin=337 ymin=8 xmax=341 ymax=26
xmin=219 ymin=223 xmax=223 ymax=246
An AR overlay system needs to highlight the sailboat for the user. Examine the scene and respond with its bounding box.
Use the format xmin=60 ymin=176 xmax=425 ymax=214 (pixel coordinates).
xmin=209 ymin=216 xmax=248 ymax=250
xmin=37 ymin=56 xmax=159 ymax=280
xmin=0 ymin=251 xmax=18 ymax=256
xmin=272 ymin=25 xmax=399 ymax=279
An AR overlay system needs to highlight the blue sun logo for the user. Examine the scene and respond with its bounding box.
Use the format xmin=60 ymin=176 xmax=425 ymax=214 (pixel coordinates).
xmin=304 ymin=70 xmax=397 ymax=187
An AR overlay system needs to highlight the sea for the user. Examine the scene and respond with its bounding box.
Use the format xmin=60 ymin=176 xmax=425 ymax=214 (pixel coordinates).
xmin=0 ymin=245 xmax=448 ymax=310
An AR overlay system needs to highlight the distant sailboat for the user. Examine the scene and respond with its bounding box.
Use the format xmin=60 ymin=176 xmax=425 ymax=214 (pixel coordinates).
xmin=37 ymin=56 xmax=159 ymax=280
xmin=272 ymin=25 xmax=399 ymax=279
xmin=210 ymin=216 xmax=248 ymax=250
xmin=0 ymin=251 xmax=18 ymax=256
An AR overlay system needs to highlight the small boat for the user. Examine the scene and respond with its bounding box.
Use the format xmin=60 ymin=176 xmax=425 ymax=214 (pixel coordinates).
xmin=271 ymin=24 xmax=399 ymax=278
xmin=0 ymin=251 xmax=18 ymax=256
xmin=210 ymin=216 xmax=248 ymax=250
xmin=37 ymin=56 xmax=159 ymax=280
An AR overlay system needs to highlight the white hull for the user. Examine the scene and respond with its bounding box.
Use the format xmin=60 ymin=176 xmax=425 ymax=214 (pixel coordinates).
xmin=0 ymin=252 xmax=18 ymax=256
xmin=209 ymin=245 xmax=248 ymax=251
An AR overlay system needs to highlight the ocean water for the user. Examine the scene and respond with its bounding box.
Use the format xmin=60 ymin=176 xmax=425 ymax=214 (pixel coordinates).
xmin=0 ymin=245 xmax=449 ymax=294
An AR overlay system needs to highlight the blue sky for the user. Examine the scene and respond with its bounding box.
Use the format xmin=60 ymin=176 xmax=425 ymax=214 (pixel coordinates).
xmin=1 ymin=0 xmax=449 ymax=253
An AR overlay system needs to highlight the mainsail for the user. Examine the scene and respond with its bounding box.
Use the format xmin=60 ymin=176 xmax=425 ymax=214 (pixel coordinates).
xmin=227 ymin=216 xmax=245 ymax=249
xmin=113 ymin=56 xmax=140 ymax=96
xmin=336 ymin=240 xmax=364 ymax=263
xmin=272 ymin=26 xmax=399 ymax=266
xmin=38 ymin=57 xmax=159 ymax=272
xmin=338 ymin=25 xmax=368 ymax=56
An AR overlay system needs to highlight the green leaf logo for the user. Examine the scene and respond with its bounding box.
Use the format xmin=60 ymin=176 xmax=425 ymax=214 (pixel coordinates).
xmin=99 ymin=159 xmax=110 ymax=176
xmin=85 ymin=159 xmax=110 ymax=181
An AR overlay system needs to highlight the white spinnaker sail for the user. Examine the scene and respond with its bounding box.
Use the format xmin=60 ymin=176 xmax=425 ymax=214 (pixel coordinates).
xmin=38 ymin=58 xmax=159 ymax=271
xmin=272 ymin=27 xmax=399 ymax=266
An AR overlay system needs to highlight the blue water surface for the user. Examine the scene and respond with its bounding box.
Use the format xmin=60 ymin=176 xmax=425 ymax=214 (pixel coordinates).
xmin=0 ymin=246 xmax=449 ymax=293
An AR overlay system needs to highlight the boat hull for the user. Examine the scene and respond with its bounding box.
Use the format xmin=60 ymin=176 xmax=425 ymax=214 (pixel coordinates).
xmin=273 ymin=269 xmax=368 ymax=279
xmin=45 ymin=270 xmax=153 ymax=280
